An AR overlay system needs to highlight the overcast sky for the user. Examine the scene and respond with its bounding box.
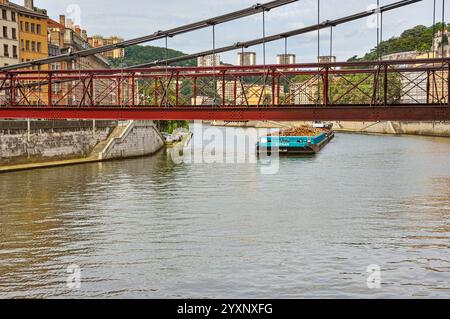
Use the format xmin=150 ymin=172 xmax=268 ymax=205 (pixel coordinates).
xmin=18 ymin=0 xmax=447 ymax=64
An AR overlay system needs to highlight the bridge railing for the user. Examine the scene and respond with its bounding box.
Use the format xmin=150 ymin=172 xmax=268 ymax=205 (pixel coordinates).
xmin=0 ymin=58 xmax=448 ymax=109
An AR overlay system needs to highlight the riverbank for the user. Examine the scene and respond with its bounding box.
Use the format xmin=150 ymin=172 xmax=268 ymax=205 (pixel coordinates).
xmin=0 ymin=120 xmax=165 ymax=173
xmin=0 ymin=157 xmax=102 ymax=173
xmin=209 ymin=121 xmax=450 ymax=138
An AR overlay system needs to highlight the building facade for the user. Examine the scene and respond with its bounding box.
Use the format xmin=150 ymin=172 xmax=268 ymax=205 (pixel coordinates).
xmin=290 ymin=79 xmax=318 ymax=105
xmin=433 ymin=29 xmax=450 ymax=58
xmin=48 ymin=15 xmax=112 ymax=106
xmin=318 ymin=56 xmax=336 ymax=64
xmin=16 ymin=0 xmax=48 ymax=69
xmin=277 ymin=54 xmax=295 ymax=65
xmin=197 ymin=54 xmax=220 ymax=67
xmin=237 ymin=52 xmax=256 ymax=66
xmin=88 ymin=35 xmax=125 ymax=60
xmin=382 ymin=51 xmax=418 ymax=61
xmin=0 ymin=0 xmax=19 ymax=67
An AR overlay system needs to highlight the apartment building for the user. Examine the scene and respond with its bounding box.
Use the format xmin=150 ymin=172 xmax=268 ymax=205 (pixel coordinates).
xmin=88 ymin=35 xmax=125 ymax=59
xmin=0 ymin=0 xmax=19 ymax=67
xmin=197 ymin=54 xmax=220 ymax=67
xmin=237 ymin=52 xmax=256 ymax=66
xmin=16 ymin=0 xmax=48 ymax=69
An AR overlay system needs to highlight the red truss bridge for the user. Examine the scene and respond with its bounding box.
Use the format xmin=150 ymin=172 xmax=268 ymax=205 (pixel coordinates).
xmin=0 ymin=0 xmax=448 ymax=121
xmin=0 ymin=58 xmax=448 ymax=121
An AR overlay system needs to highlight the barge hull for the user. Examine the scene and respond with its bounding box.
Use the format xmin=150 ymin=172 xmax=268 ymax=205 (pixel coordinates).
xmin=257 ymin=132 xmax=335 ymax=156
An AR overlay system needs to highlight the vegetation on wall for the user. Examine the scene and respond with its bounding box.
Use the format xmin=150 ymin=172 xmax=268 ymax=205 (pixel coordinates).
xmin=348 ymin=22 xmax=449 ymax=62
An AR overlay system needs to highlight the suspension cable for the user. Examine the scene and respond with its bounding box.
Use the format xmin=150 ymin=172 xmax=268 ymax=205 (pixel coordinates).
xmin=0 ymin=0 xmax=299 ymax=72
xmin=432 ymin=0 xmax=436 ymax=58
xmin=380 ymin=11 xmax=384 ymax=56
xmin=284 ymin=36 xmax=288 ymax=57
xmin=317 ymin=0 xmax=320 ymax=104
xmin=317 ymin=0 xmax=320 ymax=63
xmin=165 ymin=35 xmax=169 ymax=107
xmin=212 ymin=23 xmax=217 ymax=106
xmin=441 ymin=0 xmax=445 ymax=59
xmin=441 ymin=0 xmax=445 ymax=102
xmin=329 ymin=26 xmax=333 ymax=58
xmin=263 ymin=9 xmax=267 ymax=67
xmin=377 ymin=0 xmax=380 ymax=60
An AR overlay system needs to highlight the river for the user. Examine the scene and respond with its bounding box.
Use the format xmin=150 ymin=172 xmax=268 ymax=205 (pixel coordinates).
xmin=0 ymin=125 xmax=449 ymax=298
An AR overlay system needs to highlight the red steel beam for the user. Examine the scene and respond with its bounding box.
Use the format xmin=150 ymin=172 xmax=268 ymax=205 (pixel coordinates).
xmin=3 ymin=58 xmax=449 ymax=76
xmin=0 ymin=106 xmax=448 ymax=121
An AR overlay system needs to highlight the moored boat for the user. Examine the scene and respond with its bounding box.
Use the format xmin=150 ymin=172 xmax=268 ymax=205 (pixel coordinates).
xmin=256 ymin=126 xmax=335 ymax=156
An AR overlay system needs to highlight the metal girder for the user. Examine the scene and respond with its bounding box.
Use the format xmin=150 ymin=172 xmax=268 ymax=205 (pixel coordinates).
xmin=0 ymin=106 xmax=448 ymax=121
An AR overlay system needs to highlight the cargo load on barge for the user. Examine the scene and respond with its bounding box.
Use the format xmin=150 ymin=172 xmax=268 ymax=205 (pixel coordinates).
xmin=256 ymin=126 xmax=335 ymax=155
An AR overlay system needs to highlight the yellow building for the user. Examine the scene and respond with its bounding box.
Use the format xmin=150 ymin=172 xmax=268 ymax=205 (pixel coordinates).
xmin=244 ymin=85 xmax=275 ymax=105
xmin=17 ymin=1 xmax=48 ymax=69
xmin=88 ymin=35 xmax=125 ymax=60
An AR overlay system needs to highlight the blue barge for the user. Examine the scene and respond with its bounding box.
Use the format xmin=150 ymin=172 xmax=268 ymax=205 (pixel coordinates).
xmin=256 ymin=129 xmax=335 ymax=155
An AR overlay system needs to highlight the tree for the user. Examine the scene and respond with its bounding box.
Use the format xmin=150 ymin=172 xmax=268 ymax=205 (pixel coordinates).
xmin=348 ymin=22 xmax=448 ymax=61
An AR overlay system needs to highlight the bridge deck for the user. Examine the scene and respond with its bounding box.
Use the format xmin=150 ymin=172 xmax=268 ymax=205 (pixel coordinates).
xmin=0 ymin=105 xmax=448 ymax=121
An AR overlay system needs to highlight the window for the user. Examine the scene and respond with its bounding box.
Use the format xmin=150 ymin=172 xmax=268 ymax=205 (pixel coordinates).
xmin=20 ymin=21 xmax=23 ymax=31
xmin=36 ymin=24 xmax=41 ymax=35
xmin=31 ymin=41 xmax=36 ymax=52
xmin=12 ymin=28 xmax=16 ymax=40
xmin=11 ymin=12 xmax=15 ymax=22
xmin=25 ymin=22 xmax=29 ymax=32
xmin=25 ymin=40 xmax=30 ymax=51
xmin=37 ymin=42 xmax=41 ymax=52
xmin=12 ymin=45 xmax=17 ymax=58
xmin=20 ymin=40 xmax=24 ymax=51
xmin=4 ymin=44 xmax=8 ymax=57
xmin=2 ymin=10 xmax=7 ymax=20
xmin=31 ymin=23 xmax=35 ymax=33
xmin=3 ymin=26 xmax=7 ymax=38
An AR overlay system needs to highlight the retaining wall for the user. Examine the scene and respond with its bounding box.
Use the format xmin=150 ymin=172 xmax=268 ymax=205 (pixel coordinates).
xmin=100 ymin=121 xmax=164 ymax=160
xmin=0 ymin=125 xmax=113 ymax=164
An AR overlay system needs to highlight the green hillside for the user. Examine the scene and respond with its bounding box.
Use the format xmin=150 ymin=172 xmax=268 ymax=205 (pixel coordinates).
xmin=348 ymin=22 xmax=449 ymax=61
xmin=110 ymin=45 xmax=196 ymax=68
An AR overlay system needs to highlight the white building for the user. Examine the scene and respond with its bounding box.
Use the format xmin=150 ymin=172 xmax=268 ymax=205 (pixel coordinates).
xmin=277 ymin=54 xmax=295 ymax=65
xmin=237 ymin=52 xmax=256 ymax=66
xmin=277 ymin=54 xmax=296 ymax=71
xmin=0 ymin=1 xmax=19 ymax=67
xmin=318 ymin=56 xmax=336 ymax=64
xmin=290 ymin=79 xmax=318 ymax=105
xmin=197 ymin=54 xmax=220 ymax=67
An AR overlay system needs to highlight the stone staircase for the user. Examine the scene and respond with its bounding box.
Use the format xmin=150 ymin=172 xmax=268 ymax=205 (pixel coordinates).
xmin=88 ymin=123 xmax=129 ymax=160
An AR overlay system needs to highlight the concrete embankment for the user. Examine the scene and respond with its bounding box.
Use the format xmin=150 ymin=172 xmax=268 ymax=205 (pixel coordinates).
xmin=0 ymin=120 xmax=164 ymax=173
xmin=332 ymin=121 xmax=450 ymax=138
xmin=209 ymin=120 xmax=450 ymax=138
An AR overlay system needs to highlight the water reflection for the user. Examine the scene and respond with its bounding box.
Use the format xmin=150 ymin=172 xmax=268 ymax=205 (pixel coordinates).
xmin=0 ymin=131 xmax=449 ymax=298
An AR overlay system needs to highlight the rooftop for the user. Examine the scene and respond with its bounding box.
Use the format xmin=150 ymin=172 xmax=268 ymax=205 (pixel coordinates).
xmin=0 ymin=0 xmax=48 ymax=18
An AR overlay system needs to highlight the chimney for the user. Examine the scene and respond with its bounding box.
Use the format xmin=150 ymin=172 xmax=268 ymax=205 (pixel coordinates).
xmin=59 ymin=15 xmax=66 ymax=27
xmin=24 ymin=0 xmax=33 ymax=10
xmin=67 ymin=18 xmax=73 ymax=30
xmin=75 ymin=25 xmax=81 ymax=35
